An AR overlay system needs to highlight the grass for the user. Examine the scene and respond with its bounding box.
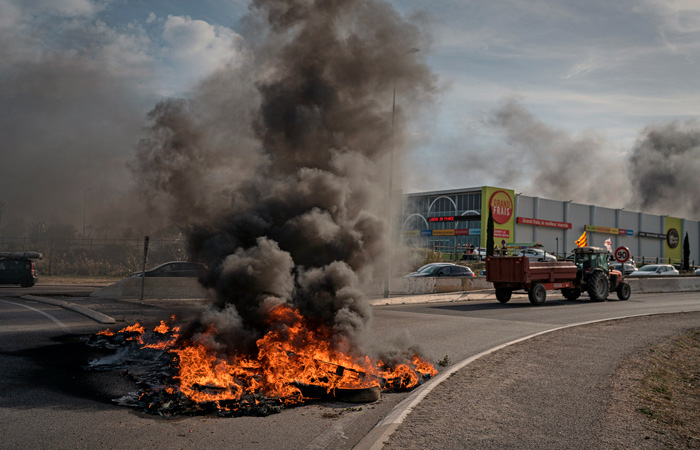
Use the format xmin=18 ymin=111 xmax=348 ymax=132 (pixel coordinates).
xmin=37 ymin=275 xmax=122 ymax=286
xmin=636 ymin=329 xmax=700 ymax=446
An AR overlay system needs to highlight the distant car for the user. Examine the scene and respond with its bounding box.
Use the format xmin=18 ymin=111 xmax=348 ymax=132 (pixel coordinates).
xmin=0 ymin=253 xmax=41 ymax=287
xmin=512 ymin=248 xmax=557 ymax=262
xmin=695 ymin=268 xmax=700 ymax=275
xmin=405 ymin=263 xmax=475 ymax=277
xmin=628 ymin=264 xmax=679 ymax=276
xmin=130 ymin=261 xmax=207 ymax=278
xmin=610 ymin=261 xmax=638 ymax=276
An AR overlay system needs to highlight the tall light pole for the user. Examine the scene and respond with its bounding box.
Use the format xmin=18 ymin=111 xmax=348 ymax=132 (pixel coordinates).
xmin=82 ymin=188 xmax=91 ymax=244
xmin=384 ymin=48 xmax=420 ymax=298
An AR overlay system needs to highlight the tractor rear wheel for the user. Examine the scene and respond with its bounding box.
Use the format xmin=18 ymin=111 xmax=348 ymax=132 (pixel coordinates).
xmin=588 ymin=271 xmax=609 ymax=302
xmin=528 ymin=283 xmax=547 ymax=306
xmin=495 ymin=288 xmax=512 ymax=303
xmin=616 ymin=282 xmax=631 ymax=301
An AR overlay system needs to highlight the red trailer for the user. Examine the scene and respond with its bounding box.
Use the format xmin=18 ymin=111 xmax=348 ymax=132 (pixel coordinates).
xmin=486 ymin=256 xmax=578 ymax=305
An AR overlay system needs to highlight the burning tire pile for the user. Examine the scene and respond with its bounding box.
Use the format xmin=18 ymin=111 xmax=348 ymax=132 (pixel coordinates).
xmin=108 ymin=0 xmax=439 ymax=418
xmin=86 ymin=314 xmax=437 ymax=417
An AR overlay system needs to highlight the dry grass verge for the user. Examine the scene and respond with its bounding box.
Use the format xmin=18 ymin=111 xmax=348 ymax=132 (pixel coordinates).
xmin=37 ymin=275 xmax=122 ymax=286
xmin=635 ymin=329 xmax=700 ymax=448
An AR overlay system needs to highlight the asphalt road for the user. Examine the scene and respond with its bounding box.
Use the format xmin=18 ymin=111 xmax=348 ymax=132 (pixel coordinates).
xmin=1 ymin=288 xmax=699 ymax=449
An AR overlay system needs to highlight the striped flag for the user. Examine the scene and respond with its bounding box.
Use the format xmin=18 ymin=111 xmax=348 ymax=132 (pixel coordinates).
xmin=575 ymin=231 xmax=587 ymax=247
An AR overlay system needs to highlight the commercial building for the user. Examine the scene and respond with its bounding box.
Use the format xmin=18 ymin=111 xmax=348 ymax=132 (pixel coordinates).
xmin=400 ymin=186 xmax=698 ymax=265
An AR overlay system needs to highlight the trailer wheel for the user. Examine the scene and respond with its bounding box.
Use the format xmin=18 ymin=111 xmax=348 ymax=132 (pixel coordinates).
xmin=562 ymin=288 xmax=581 ymax=301
xmin=588 ymin=271 xmax=609 ymax=302
xmin=495 ymin=288 xmax=512 ymax=303
xmin=616 ymin=282 xmax=631 ymax=301
xmin=528 ymin=283 xmax=547 ymax=306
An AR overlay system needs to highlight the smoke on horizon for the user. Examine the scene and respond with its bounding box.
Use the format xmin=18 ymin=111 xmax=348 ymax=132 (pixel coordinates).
xmin=428 ymin=98 xmax=700 ymax=220
xmin=627 ymin=119 xmax=700 ymax=218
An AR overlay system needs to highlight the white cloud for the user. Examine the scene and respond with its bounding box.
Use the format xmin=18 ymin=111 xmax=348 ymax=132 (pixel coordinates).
xmin=21 ymin=0 xmax=101 ymax=17
xmin=641 ymin=0 xmax=700 ymax=33
xmin=0 ymin=0 xmax=21 ymax=28
xmin=158 ymin=14 xmax=245 ymax=91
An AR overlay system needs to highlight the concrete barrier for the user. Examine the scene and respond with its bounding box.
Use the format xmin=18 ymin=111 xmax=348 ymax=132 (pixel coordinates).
xmin=364 ymin=276 xmax=700 ymax=298
xmin=627 ymin=276 xmax=700 ymax=294
xmin=364 ymin=277 xmax=492 ymax=297
xmin=90 ymin=276 xmax=208 ymax=300
xmin=91 ymin=275 xmax=700 ymax=301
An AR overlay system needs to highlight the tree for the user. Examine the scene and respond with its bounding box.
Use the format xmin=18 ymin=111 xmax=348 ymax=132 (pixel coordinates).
xmin=486 ymin=205 xmax=494 ymax=257
xmin=683 ymin=232 xmax=690 ymax=271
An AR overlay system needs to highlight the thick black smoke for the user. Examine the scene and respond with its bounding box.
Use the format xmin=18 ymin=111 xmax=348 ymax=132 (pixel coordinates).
xmin=432 ymin=98 xmax=700 ymax=220
xmin=132 ymin=0 xmax=435 ymax=356
xmin=438 ymin=98 xmax=626 ymax=206
xmin=627 ymin=119 xmax=700 ymax=219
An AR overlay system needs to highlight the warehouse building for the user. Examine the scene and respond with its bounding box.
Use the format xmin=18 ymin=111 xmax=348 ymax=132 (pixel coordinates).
xmin=400 ymin=186 xmax=698 ymax=265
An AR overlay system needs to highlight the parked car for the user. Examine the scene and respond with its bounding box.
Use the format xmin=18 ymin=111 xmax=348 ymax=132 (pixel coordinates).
xmin=0 ymin=252 xmax=41 ymax=287
xmin=628 ymin=264 xmax=679 ymax=276
xmin=609 ymin=261 xmax=638 ymax=276
xmin=130 ymin=261 xmax=207 ymax=278
xmin=405 ymin=263 xmax=475 ymax=277
xmin=512 ymin=248 xmax=557 ymax=262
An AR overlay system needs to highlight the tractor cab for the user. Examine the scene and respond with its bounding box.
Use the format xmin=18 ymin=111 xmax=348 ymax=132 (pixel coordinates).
xmin=573 ymin=246 xmax=610 ymax=273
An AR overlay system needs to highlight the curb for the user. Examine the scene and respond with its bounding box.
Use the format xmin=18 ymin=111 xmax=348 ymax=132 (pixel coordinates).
xmin=352 ymin=311 xmax=690 ymax=450
xmin=21 ymin=295 xmax=117 ymax=325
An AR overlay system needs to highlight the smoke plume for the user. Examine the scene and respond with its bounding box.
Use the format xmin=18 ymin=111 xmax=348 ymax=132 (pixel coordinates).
xmin=132 ymin=0 xmax=435 ymax=356
xmin=627 ymin=119 xmax=700 ymax=218
xmin=439 ymin=98 xmax=629 ymax=207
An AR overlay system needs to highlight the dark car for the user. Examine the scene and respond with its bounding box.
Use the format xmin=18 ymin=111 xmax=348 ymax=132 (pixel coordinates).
xmin=130 ymin=261 xmax=207 ymax=278
xmin=405 ymin=263 xmax=475 ymax=277
xmin=0 ymin=252 xmax=41 ymax=287
xmin=609 ymin=261 xmax=637 ymax=275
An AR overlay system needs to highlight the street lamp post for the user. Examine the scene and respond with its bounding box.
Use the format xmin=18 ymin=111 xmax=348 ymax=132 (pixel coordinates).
xmin=82 ymin=188 xmax=91 ymax=245
xmin=384 ymin=48 xmax=420 ymax=298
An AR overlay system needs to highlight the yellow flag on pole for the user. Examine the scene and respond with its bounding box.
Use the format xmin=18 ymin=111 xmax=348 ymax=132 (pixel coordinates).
xmin=575 ymin=231 xmax=587 ymax=247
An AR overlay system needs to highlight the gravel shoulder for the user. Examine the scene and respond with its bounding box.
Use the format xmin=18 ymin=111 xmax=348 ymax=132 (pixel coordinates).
xmin=385 ymin=312 xmax=700 ymax=450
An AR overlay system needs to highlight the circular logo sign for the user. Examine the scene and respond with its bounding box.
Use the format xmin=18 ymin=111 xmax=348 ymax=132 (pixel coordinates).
xmin=614 ymin=246 xmax=630 ymax=263
xmin=667 ymin=228 xmax=679 ymax=249
xmin=489 ymin=190 xmax=513 ymax=225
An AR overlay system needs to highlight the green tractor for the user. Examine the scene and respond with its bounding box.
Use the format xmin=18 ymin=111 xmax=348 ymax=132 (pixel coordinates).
xmin=561 ymin=246 xmax=631 ymax=302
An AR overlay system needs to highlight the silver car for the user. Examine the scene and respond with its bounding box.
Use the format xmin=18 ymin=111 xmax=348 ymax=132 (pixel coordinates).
xmin=513 ymin=248 xmax=557 ymax=262
xmin=628 ymin=264 xmax=679 ymax=276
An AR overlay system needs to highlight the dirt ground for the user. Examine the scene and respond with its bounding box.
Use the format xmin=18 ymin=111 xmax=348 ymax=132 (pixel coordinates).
xmin=610 ymin=328 xmax=700 ymax=448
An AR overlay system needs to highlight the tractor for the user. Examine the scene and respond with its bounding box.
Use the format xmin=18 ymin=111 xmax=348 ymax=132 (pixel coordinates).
xmin=561 ymin=246 xmax=631 ymax=301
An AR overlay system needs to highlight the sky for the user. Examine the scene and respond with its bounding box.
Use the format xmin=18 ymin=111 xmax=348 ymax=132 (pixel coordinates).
xmin=1 ymin=0 xmax=700 ymax=238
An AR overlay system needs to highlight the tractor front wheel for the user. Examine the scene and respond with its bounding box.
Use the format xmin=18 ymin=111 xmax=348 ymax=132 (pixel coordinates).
xmin=588 ymin=271 xmax=609 ymax=302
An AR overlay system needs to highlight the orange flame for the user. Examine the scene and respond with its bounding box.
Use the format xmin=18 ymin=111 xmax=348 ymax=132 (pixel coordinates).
xmin=119 ymin=323 xmax=145 ymax=334
xmin=104 ymin=306 xmax=437 ymax=408
xmin=164 ymin=305 xmax=435 ymax=404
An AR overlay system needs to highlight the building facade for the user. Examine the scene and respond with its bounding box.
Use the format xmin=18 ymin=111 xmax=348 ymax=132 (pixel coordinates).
xmin=401 ymin=186 xmax=698 ymax=264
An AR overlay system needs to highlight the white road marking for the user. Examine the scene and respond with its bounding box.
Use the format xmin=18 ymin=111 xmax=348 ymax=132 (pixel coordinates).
xmin=0 ymin=299 xmax=71 ymax=333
